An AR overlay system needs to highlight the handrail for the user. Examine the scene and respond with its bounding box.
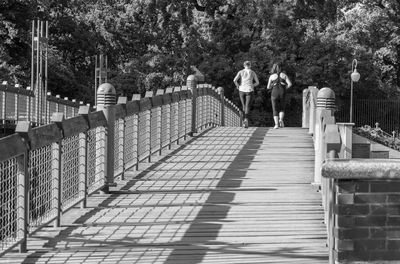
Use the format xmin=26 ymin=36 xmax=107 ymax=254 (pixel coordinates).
xmin=0 ymin=80 xmax=241 ymax=256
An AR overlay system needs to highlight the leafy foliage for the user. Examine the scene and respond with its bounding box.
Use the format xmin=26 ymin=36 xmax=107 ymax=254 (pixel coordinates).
xmin=1 ymin=0 xmax=400 ymax=125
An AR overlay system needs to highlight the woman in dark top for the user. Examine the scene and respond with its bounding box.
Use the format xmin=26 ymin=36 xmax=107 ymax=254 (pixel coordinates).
xmin=267 ymin=63 xmax=292 ymax=129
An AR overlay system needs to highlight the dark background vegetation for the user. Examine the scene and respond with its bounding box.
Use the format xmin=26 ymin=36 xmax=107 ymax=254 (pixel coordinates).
xmin=1 ymin=0 xmax=400 ymax=126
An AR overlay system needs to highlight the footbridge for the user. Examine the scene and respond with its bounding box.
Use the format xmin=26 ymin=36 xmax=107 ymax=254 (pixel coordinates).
xmin=1 ymin=77 xmax=399 ymax=264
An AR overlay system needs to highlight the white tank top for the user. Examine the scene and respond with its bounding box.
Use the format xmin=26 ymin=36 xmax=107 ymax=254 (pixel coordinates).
xmin=239 ymin=69 xmax=254 ymax=92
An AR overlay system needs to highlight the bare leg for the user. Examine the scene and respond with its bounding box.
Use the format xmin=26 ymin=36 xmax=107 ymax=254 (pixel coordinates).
xmin=239 ymin=91 xmax=246 ymax=113
xmin=244 ymin=93 xmax=251 ymax=116
xmin=273 ymin=116 xmax=279 ymax=129
xmin=279 ymin=111 xmax=285 ymax=127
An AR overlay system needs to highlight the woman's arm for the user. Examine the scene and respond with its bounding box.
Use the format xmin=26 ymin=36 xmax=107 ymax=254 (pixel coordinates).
xmin=233 ymin=71 xmax=241 ymax=88
xmin=253 ymin=72 xmax=260 ymax=87
xmin=282 ymin=73 xmax=292 ymax=88
xmin=267 ymin=76 xmax=272 ymax=90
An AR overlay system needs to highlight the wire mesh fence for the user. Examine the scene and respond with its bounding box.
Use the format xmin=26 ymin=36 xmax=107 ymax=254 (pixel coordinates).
xmin=0 ymin=83 xmax=241 ymax=256
xmin=28 ymin=144 xmax=56 ymax=232
xmin=0 ymin=157 xmax=20 ymax=252
xmin=87 ymin=126 xmax=106 ymax=195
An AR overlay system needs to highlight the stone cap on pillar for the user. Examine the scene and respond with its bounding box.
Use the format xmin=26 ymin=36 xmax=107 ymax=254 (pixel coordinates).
xmin=322 ymin=159 xmax=400 ymax=179
xmin=317 ymin=87 xmax=335 ymax=109
xmin=97 ymin=83 xmax=116 ymax=106
xmin=97 ymin=83 xmax=116 ymax=95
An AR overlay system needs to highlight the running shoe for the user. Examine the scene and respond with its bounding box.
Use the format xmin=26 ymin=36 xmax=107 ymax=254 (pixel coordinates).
xmin=244 ymin=118 xmax=248 ymax=128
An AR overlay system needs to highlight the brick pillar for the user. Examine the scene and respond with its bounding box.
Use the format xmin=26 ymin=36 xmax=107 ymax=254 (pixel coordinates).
xmin=322 ymin=159 xmax=400 ymax=263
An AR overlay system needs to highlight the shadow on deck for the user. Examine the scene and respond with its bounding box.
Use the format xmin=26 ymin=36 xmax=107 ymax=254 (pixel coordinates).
xmin=1 ymin=127 xmax=328 ymax=264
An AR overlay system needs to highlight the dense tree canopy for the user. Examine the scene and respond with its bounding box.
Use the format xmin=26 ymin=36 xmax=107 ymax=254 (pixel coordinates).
xmin=1 ymin=0 xmax=400 ymax=125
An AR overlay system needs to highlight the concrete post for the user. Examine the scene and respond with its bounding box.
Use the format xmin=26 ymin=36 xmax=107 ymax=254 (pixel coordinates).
xmin=187 ymin=75 xmax=197 ymax=136
xmin=302 ymin=88 xmax=310 ymax=128
xmin=313 ymin=87 xmax=336 ymax=186
xmin=14 ymin=121 xmax=31 ymax=253
xmin=308 ymin=86 xmax=319 ymax=135
xmin=78 ymin=106 xmax=90 ymax=208
xmin=96 ymin=83 xmax=116 ymax=193
xmin=337 ymin=123 xmax=355 ymax=159
xmin=50 ymin=112 xmax=64 ymax=228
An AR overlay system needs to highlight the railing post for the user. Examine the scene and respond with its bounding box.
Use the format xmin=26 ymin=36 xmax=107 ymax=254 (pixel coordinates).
xmin=313 ymin=87 xmax=336 ymax=185
xmin=217 ymin=87 xmax=225 ymax=126
xmin=302 ymin=88 xmax=310 ymax=128
xmin=308 ymin=86 xmax=318 ymax=135
xmin=15 ymin=121 xmax=31 ymax=253
xmin=187 ymin=75 xmax=197 ymax=136
xmin=50 ymin=112 xmax=64 ymax=228
xmin=96 ymin=83 xmax=116 ymax=194
xmin=336 ymin=123 xmax=355 ymax=159
xmin=78 ymin=106 xmax=90 ymax=208
xmin=117 ymin=97 xmax=127 ymax=180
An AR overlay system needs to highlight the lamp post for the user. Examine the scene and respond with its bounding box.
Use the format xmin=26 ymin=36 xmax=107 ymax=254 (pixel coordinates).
xmin=350 ymin=59 xmax=360 ymax=123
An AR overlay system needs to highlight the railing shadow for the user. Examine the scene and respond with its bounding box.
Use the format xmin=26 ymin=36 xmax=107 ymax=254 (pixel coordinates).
xmin=18 ymin=129 xmax=214 ymax=263
xmin=162 ymin=127 xmax=268 ymax=263
xmin=13 ymin=127 xmax=327 ymax=263
xmin=162 ymin=127 xmax=327 ymax=263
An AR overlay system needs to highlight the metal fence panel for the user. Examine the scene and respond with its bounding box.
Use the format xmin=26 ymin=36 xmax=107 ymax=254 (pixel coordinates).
xmin=5 ymin=93 xmax=16 ymax=120
xmin=138 ymin=111 xmax=150 ymax=162
xmin=17 ymin=95 xmax=29 ymax=121
xmin=87 ymin=127 xmax=106 ymax=195
xmin=170 ymin=102 xmax=178 ymax=143
xmin=150 ymin=107 xmax=161 ymax=154
xmin=28 ymin=144 xmax=56 ymax=233
xmin=0 ymin=157 xmax=20 ymax=252
xmin=160 ymin=105 xmax=170 ymax=149
xmin=185 ymin=99 xmax=192 ymax=135
xmin=178 ymin=100 xmax=186 ymax=139
xmin=124 ymin=115 xmax=138 ymax=170
xmin=114 ymin=118 xmax=124 ymax=177
xmin=61 ymin=134 xmax=84 ymax=211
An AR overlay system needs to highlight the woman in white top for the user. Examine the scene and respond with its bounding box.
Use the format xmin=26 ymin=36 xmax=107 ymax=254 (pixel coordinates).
xmin=267 ymin=63 xmax=292 ymax=129
xmin=233 ymin=61 xmax=259 ymax=127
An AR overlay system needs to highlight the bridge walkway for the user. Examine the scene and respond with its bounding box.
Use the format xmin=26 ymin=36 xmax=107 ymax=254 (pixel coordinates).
xmin=1 ymin=126 xmax=328 ymax=263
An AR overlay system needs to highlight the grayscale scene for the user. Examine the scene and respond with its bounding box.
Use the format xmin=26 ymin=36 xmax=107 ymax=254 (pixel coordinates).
xmin=1 ymin=1 xmax=400 ymax=263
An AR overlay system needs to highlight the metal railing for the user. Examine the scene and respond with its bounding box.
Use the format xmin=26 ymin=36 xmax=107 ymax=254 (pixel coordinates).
xmin=0 ymin=83 xmax=82 ymax=126
xmin=0 ymin=82 xmax=241 ymax=256
xmin=335 ymin=99 xmax=400 ymax=134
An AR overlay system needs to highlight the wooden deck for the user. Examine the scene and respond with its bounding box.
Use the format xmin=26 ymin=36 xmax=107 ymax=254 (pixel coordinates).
xmin=1 ymin=127 xmax=328 ymax=263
